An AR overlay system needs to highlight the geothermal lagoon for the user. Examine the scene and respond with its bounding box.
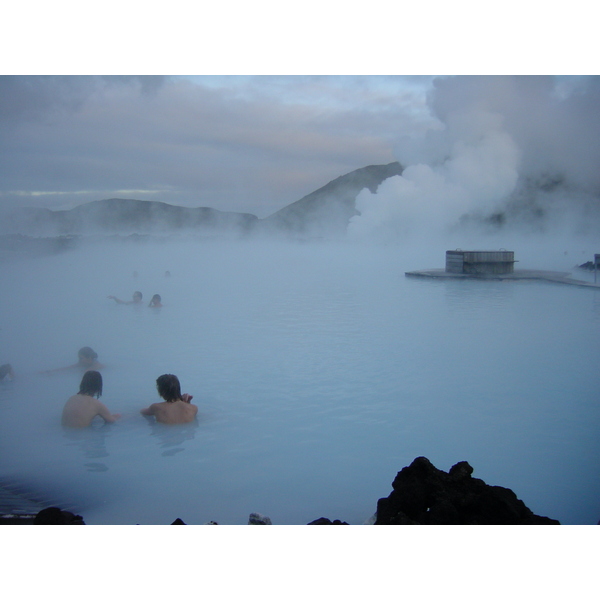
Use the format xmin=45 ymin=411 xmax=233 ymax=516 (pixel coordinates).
xmin=0 ymin=237 xmax=599 ymax=524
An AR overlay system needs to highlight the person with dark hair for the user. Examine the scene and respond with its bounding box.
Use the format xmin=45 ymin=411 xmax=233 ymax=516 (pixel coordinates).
xmin=108 ymin=291 xmax=143 ymax=305
xmin=0 ymin=363 xmax=14 ymax=381
xmin=148 ymin=294 xmax=162 ymax=307
xmin=61 ymin=371 xmax=121 ymax=428
xmin=76 ymin=347 xmax=104 ymax=370
xmin=43 ymin=346 xmax=104 ymax=374
xmin=140 ymin=374 xmax=197 ymax=424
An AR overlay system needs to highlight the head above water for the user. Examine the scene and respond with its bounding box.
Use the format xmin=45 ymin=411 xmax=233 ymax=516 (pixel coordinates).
xmin=133 ymin=291 xmax=143 ymax=302
xmin=156 ymin=374 xmax=181 ymax=402
xmin=79 ymin=370 xmax=102 ymax=398
xmin=0 ymin=363 xmax=14 ymax=380
xmin=78 ymin=346 xmax=98 ymax=365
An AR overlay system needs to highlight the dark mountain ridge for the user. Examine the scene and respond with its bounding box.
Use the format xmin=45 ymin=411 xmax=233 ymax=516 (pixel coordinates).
xmin=260 ymin=162 xmax=404 ymax=236
xmin=0 ymin=162 xmax=404 ymax=241
xmin=2 ymin=198 xmax=258 ymax=236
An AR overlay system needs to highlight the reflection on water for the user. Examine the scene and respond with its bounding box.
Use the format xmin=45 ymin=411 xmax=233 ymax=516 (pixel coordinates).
xmin=143 ymin=416 xmax=198 ymax=456
xmin=62 ymin=424 xmax=112 ymax=471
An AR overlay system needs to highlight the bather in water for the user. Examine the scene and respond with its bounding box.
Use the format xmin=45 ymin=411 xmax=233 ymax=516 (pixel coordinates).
xmin=61 ymin=370 xmax=121 ymax=428
xmin=140 ymin=374 xmax=197 ymax=424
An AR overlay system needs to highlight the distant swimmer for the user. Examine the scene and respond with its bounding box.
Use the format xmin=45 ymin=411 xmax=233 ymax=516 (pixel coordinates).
xmin=140 ymin=374 xmax=197 ymax=424
xmin=148 ymin=294 xmax=163 ymax=308
xmin=61 ymin=371 xmax=121 ymax=428
xmin=0 ymin=363 xmax=15 ymax=381
xmin=108 ymin=291 xmax=143 ymax=305
xmin=43 ymin=346 xmax=104 ymax=374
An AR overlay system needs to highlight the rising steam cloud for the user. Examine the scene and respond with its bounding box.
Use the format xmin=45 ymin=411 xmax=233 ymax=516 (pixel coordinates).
xmin=349 ymin=76 xmax=600 ymax=243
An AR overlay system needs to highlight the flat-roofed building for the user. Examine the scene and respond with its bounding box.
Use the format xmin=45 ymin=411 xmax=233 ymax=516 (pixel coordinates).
xmin=445 ymin=250 xmax=515 ymax=275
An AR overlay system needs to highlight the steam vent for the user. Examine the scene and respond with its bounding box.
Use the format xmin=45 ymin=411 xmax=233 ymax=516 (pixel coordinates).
xmin=445 ymin=250 xmax=515 ymax=275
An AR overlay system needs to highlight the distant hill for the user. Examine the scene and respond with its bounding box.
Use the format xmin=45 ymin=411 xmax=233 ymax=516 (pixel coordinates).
xmin=0 ymin=199 xmax=258 ymax=237
xmin=259 ymin=162 xmax=404 ymax=237
xmin=0 ymin=162 xmax=404 ymax=245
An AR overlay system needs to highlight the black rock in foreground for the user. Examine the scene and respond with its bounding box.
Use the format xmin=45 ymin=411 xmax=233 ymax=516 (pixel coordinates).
xmin=375 ymin=457 xmax=560 ymax=525
xmin=4 ymin=458 xmax=562 ymax=524
xmin=307 ymin=517 xmax=349 ymax=525
xmin=33 ymin=507 xmax=85 ymax=525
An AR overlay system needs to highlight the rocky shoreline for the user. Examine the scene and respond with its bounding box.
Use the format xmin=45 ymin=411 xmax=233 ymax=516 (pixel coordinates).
xmin=1 ymin=457 xmax=564 ymax=525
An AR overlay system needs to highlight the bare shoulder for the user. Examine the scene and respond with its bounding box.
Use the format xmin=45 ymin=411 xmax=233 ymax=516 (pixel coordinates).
xmin=63 ymin=393 xmax=79 ymax=405
xmin=94 ymin=397 xmax=113 ymax=412
xmin=141 ymin=402 xmax=160 ymax=415
xmin=66 ymin=393 xmax=93 ymax=406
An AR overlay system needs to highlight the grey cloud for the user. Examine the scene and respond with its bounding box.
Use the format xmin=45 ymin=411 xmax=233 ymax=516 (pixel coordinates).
xmin=99 ymin=75 xmax=167 ymax=96
xmin=1 ymin=75 xmax=428 ymax=216
xmin=0 ymin=76 xmax=94 ymax=122
xmin=428 ymin=75 xmax=600 ymax=193
xmin=0 ymin=75 xmax=168 ymax=123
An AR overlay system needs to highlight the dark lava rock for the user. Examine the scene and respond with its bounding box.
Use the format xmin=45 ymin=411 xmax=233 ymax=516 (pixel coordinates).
xmin=261 ymin=162 xmax=403 ymax=237
xmin=578 ymin=261 xmax=596 ymax=271
xmin=171 ymin=518 xmax=186 ymax=525
xmin=34 ymin=507 xmax=85 ymax=525
xmin=375 ymin=457 xmax=560 ymax=525
xmin=307 ymin=517 xmax=349 ymax=525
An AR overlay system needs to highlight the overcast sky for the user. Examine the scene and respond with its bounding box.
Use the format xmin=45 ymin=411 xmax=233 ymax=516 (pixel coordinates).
xmin=0 ymin=75 xmax=439 ymax=217
xmin=2 ymin=74 xmax=599 ymax=225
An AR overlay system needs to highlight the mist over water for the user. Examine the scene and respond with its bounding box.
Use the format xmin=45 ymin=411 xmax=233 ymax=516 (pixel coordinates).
xmin=1 ymin=236 xmax=599 ymax=524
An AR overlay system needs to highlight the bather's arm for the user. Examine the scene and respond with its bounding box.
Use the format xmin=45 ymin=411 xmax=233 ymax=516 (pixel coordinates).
xmin=140 ymin=404 xmax=156 ymax=416
xmin=96 ymin=400 xmax=121 ymax=423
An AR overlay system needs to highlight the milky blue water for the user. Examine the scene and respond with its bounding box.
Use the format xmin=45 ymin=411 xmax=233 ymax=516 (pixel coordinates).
xmin=0 ymin=238 xmax=598 ymax=524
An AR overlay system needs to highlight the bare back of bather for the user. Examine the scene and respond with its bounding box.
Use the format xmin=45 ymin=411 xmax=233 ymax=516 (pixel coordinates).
xmin=141 ymin=400 xmax=198 ymax=424
xmin=62 ymin=394 xmax=121 ymax=428
xmin=141 ymin=374 xmax=197 ymax=425
xmin=61 ymin=370 xmax=120 ymax=428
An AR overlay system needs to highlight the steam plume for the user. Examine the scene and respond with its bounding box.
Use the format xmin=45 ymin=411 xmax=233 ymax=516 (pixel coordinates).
xmin=349 ymin=76 xmax=600 ymax=243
